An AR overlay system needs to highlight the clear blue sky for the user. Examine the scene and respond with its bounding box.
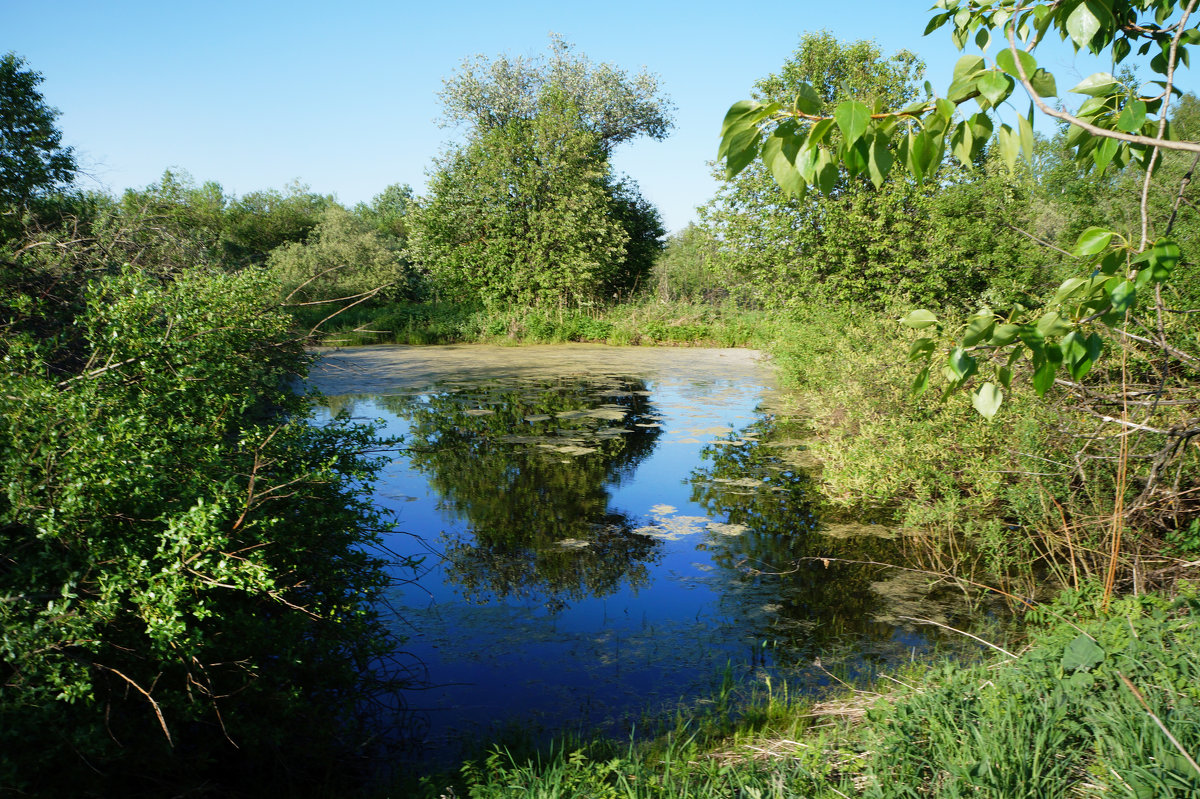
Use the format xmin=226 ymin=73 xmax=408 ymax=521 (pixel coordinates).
xmin=3 ymin=0 xmax=1153 ymax=232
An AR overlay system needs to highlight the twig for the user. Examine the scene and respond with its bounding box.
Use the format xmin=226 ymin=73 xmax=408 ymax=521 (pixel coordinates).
xmin=898 ymin=616 xmax=1018 ymax=659
xmin=1117 ymin=671 xmax=1200 ymax=779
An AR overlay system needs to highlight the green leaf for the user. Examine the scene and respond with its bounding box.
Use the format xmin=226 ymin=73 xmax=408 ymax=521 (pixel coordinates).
xmin=908 ymin=337 xmax=936 ymax=361
xmin=996 ymin=47 xmax=1038 ymax=80
xmin=1030 ymin=68 xmax=1057 ymax=97
xmin=1092 ymin=135 xmax=1119 ymax=174
xmin=935 ymin=98 xmax=956 ymax=121
xmin=998 ymin=366 xmax=1013 ymax=389
xmin=1051 ymin=276 xmax=1088 ymax=306
xmin=816 ymin=149 xmax=838 ymax=195
xmin=1066 ymin=1 xmax=1102 ymax=50
xmin=809 ymin=117 xmax=836 ymax=144
xmin=971 ymin=382 xmax=1003 ymax=419
xmin=947 ymin=347 xmax=977 ymax=380
xmin=794 ymin=83 xmax=822 ymax=115
xmin=911 ymin=365 xmax=931 ymax=397
xmin=901 ymin=309 xmax=939 ymax=329
xmin=1037 ymin=311 xmax=1071 ymax=338
xmin=978 ymin=71 xmax=1013 ymax=106
xmin=997 ymin=124 xmax=1020 ymax=170
xmin=867 ymin=133 xmax=893 ymax=189
xmin=1070 ymin=72 xmax=1119 ymax=97
xmin=924 ymin=11 xmax=952 ymax=35
xmin=1018 ymin=113 xmax=1035 ymax=164
xmin=989 ymin=324 xmax=1019 ymax=346
xmin=834 ymin=100 xmax=871 ymax=146
xmin=961 ymin=313 xmax=995 ymax=347
xmin=953 ymin=54 xmax=986 ymax=81
xmin=1073 ymin=226 xmax=1115 ymax=256
xmin=1061 ymin=634 xmax=1105 ymax=673
xmin=1032 ymin=356 xmax=1058 ymax=396
xmin=1117 ymin=99 xmax=1147 ymax=133
xmin=951 ymin=120 xmax=974 ymax=166
xmin=720 ymin=100 xmax=761 ymax=137
xmin=761 ymin=135 xmax=807 ymax=199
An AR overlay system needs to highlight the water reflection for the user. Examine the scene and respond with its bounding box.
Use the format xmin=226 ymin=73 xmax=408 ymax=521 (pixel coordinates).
xmin=382 ymin=376 xmax=664 ymax=610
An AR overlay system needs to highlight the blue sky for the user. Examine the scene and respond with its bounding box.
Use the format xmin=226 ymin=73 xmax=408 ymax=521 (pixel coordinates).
xmin=3 ymin=0 xmax=1157 ymax=232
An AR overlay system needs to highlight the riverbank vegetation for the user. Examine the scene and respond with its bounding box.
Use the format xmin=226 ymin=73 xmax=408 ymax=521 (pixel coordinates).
xmin=5 ymin=1 xmax=1200 ymax=793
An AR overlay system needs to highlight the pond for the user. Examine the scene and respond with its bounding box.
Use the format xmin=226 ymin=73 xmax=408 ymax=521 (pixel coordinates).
xmin=308 ymin=343 xmax=1001 ymax=761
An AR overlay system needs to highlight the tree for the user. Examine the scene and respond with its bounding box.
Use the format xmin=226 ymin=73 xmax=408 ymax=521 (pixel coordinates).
xmin=411 ymin=93 xmax=628 ymax=307
xmin=439 ymin=34 xmax=674 ymax=154
xmin=703 ymin=32 xmax=1051 ymax=309
xmin=721 ymin=0 xmax=1200 ymax=592
xmin=268 ymin=204 xmax=411 ymax=303
xmin=353 ymin=182 xmax=414 ymax=241
xmin=0 ymin=52 xmax=76 ymax=211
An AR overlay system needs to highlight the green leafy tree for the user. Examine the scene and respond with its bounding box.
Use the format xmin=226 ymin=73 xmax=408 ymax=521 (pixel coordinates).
xmin=720 ymin=0 xmax=1200 ymax=585
xmin=410 ymin=93 xmax=640 ymax=307
xmin=439 ymin=33 xmax=674 ymax=154
xmin=267 ymin=204 xmax=412 ymax=304
xmin=703 ymin=32 xmax=1050 ymax=309
xmin=0 ymin=52 xmax=76 ymax=212
xmin=353 ymin=181 xmax=414 ymax=241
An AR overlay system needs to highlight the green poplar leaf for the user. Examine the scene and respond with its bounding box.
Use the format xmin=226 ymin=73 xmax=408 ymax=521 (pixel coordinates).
xmin=997 ymin=124 xmax=1019 ymax=170
xmin=1037 ymin=311 xmax=1071 ymax=337
xmin=1070 ymin=72 xmax=1120 ymax=97
xmin=975 ymin=26 xmax=992 ymax=52
xmin=998 ymin=366 xmax=1013 ymax=389
xmin=996 ymin=48 xmax=1038 ymax=80
xmin=905 ymin=130 xmax=931 ymax=183
xmin=795 ymin=144 xmax=820 ymax=183
xmin=951 ymin=120 xmax=973 ymax=166
xmin=947 ymin=347 xmax=977 ymax=380
xmin=720 ymin=101 xmax=761 ymax=137
xmin=762 ymin=135 xmax=807 ymax=198
xmin=1092 ymin=135 xmax=1119 ymax=173
xmin=834 ymin=100 xmax=871 ymax=146
xmin=725 ymin=134 xmax=762 ymax=178
xmin=868 ymin=133 xmax=893 ymax=189
xmin=901 ymin=309 xmax=939 ymax=329
xmin=1073 ymin=226 xmax=1115 ymax=256
xmin=816 ymin=149 xmax=839 ymax=195
xmin=908 ymin=337 xmax=936 ymax=361
xmin=978 ymin=71 xmax=1013 ymax=105
xmin=809 ymin=117 xmax=836 ymax=144
xmin=1117 ymin=99 xmax=1147 ymax=133
xmin=961 ymin=313 xmax=995 ymax=347
xmin=1030 ymin=69 xmax=1057 ymax=97
xmin=1032 ymin=355 xmax=1058 ymax=395
xmin=989 ymin=324 xmax=1020 ymax=346
xmin=1066 ymin=1 xmax=1102 ymax=50
xmin=1018 ymin=113 xmax=1035 ymax=164
xmin=971 ymin=382 xmax=1003 ymax=419
xmin=1051 ymin=276 xmax=1088 ymax=306
xmin=1109 ymin=279 xmax=1136 ymax=313
xmin=912 ymin=365 xmax=932 ymax=397
xmin=936 ymin=98 xmax=956 ymax=121
xmin=794 ymin=83 xmax=822 ymax=115
xmin=925 ymin=11 xmax=952 ymax=35
xmin=953 ymin=54 xmax=986 ymax=81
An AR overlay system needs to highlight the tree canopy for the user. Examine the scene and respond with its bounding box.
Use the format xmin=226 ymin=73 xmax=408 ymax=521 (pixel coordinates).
xmin=438 ymin=34 xmax=674 ymax=153
xmin=0 ymin=52 xmax=76 ymax=210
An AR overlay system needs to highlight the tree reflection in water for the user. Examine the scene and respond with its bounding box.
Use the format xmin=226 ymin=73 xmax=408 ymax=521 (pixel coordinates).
xmin=382 ymin=375 xmax=664 ymax=611
xmin=689 ymin=415 xmax=991 ymax=669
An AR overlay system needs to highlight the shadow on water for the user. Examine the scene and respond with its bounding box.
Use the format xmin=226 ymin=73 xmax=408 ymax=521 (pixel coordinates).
xmin=307 ymin=345 xmax=1012 ymax=770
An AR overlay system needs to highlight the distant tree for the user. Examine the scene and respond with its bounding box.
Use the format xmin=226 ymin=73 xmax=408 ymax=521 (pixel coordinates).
xmin=222 ymin=181 xmax=334 ymax=267
xmin=268 ymin=204 xmax=411 ymax=303
xmin=0 ymin=52 xmax=76 ymax=214
xmin=439 ymin=34 xmax=674 ymax=154
xmin=353 ymin=182 xmax=414 ymax=241
xmin=410 ymin=93 xmax=632 ymax=307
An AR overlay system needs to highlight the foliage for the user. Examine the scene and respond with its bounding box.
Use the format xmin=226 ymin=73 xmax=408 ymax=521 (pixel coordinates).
xmin=409 ymin=93 xmax=644 ymax=308
xmin=267 ymin=204 xmax=411 ymax=305
xmin=0 ymin=52 xmax=76 ymax=213
xmin=702 ymin=32 xmax=1055 ymax=310
xmin=652 ymin=224 xmax=726 ymax=303
xmin=438 ymin=34 xmax=674 ymax=153
xmin=353 ymin=181 xmax=414 ymax=242
xmin=1 ymin=225 xmax=399 ymax=791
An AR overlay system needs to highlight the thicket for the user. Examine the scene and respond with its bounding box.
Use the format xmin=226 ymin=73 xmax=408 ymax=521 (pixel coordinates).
xmin=1 ymin=56 xmax=405 ymax=795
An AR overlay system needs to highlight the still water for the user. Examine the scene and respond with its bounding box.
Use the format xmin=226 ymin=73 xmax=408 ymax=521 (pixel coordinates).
xmin=308 ymin=344 xmax=994 ymax=757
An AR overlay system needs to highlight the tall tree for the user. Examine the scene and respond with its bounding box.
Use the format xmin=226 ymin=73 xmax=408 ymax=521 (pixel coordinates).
xmin=0 ymin=52 xmax=76 ymax=212
xmin=438 ymin=34 xmax=674 ymax=154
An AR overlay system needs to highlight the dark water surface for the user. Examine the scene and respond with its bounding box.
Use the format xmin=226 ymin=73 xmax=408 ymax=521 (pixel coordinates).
xmin=308 ymin=344 xmax=998 ymax=760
